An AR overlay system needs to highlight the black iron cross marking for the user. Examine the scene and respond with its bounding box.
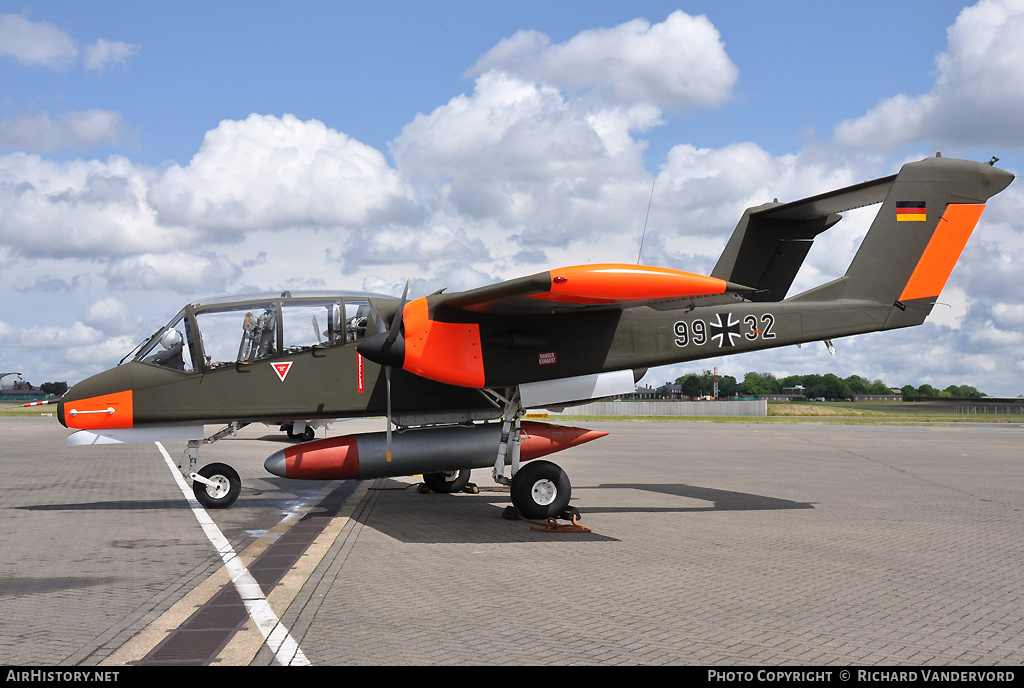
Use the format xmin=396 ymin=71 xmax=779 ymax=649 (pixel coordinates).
xmin=710 ymin=313 xmax=741 ymax=347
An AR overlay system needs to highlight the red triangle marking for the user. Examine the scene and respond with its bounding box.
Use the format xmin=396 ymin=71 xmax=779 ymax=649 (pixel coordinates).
xmin=272 ymin=362 xmax=293 ymax=381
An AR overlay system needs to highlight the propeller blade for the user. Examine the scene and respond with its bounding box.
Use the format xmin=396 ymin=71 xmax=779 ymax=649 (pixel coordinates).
xmin=367 ymin=299 xmax=387 ymax=335
xmin=386 ymin=280 xmax=409 ymax=344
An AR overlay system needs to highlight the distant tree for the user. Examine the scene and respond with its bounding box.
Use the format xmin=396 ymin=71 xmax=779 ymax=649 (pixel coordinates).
xmin=943 ymin=384 xmax=985 ymax=398
xmin=865 ymin=379 xmax=892 ymax=395
xmin=40 ymin=381 xmax=68 ymax=396
xmin=845 ymin=375 xmax=868 ymax=395
xmin=674 ymin=370 xmax=738 ymax=398
xmin=917 ymin=384 xmax=938 ymax=398
xmin=739 ymin=371 xmax=781 ymax=396
xmin=901 ymin=385 xmax=918 ymax=400
xmin=956 ymin=385 xmax=985 ymax=398
xmin=677 ymin=374 xmax=703 ymax=398
xmin=817 ymin=373 xmax=851 ymax=400
xmin=718 ymin=374 xmax=739 ymax=398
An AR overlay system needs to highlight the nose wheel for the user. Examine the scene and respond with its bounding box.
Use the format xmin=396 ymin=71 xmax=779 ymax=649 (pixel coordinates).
xmin=192 ymin=462 xmax=241 ymax=509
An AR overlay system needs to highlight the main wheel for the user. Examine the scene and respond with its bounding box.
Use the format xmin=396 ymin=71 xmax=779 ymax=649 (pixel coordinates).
xmin=287 ymin=424 xmax=315 ymax=441
xmin=510 ymin=460 xmax=571 ymax=519
xmin=192 ymin=463 xmax=241 ymax=509
xmin=422 ymin=469 xmax=471 ymax=493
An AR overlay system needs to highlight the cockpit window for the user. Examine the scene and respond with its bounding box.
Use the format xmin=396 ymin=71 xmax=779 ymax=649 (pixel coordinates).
xmin=195 ymin=303 xmax=277 ymax=367
xmin=345 ymin=300 xmax=371 ymax=342
xmin=137 ymin=311 xmax=195 ymax=372
xmin=282 ymin=301 xmax=343 ymax=350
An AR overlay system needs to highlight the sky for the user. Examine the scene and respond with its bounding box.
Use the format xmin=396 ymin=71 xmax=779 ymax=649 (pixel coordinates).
xmin=2 ymin=0 xmax=1024 ymax=397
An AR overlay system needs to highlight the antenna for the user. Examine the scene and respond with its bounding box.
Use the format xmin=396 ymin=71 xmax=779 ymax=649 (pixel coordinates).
xmin=636 ymin=180 xmax=655 ymax=265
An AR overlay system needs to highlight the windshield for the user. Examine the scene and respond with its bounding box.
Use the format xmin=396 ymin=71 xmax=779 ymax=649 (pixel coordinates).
xmin=136 ymin=310 xmax=196 ymax=372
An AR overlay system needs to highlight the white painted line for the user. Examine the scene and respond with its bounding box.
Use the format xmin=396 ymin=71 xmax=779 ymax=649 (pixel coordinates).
xmin=156 ymin=442 xmax=311 ymax=666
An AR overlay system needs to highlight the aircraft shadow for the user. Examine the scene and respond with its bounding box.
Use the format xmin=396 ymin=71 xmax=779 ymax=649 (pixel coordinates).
xmin=0 ymin=575 xmax=122 ymax=597
xmin=15 ymin=499 xmax=194 ymax=511
xmin=589 ymin=483 xmax=815 ymax=512
xmin=348 ymin=480 xmax=813 ymax=544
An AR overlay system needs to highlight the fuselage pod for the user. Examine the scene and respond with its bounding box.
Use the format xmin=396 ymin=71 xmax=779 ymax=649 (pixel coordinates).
xmin=264 ymin=421 xmax=608 ymax=480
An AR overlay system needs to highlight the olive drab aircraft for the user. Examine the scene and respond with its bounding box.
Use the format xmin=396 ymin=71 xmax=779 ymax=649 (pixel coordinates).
xmin=51 ymin=156 xmax=1013 ymax=519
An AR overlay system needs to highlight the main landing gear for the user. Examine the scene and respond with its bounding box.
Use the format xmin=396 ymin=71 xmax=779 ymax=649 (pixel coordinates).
xmin=508 ymin=459 xmax=572 ymax=520
xmin=421 ymin=469 xmax=473 ymax=494
xmin=488 ymin=389 xmax=575 ymax=521
xmin=179 ymin=423 xmax=248 ymax=509
xmin=283 ymin=422 xmax=315 ymax=442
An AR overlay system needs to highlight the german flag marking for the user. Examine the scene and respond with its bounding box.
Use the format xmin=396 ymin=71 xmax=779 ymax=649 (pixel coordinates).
xmin=896 ymin=201 xmax=926 ymax=222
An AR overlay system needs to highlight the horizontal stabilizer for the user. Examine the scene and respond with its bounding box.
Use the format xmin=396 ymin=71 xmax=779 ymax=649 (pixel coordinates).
xmin=752 ymin=174 xmax=896 ymax=221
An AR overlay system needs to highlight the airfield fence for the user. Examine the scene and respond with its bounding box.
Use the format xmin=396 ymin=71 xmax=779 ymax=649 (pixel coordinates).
xmin=548 ymin=400 xmax=767 ymax=418
xmin=955 ymin=404 xmax=1024 ymax=416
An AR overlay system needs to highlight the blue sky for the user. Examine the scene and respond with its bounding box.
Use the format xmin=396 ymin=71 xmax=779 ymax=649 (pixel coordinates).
xmin=2 ymin=0 xmax=1023 ymax=396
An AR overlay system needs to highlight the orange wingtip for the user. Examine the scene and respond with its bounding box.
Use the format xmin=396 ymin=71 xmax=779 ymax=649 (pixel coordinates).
xmin=528 ymin=264 xmax=730 ymax=305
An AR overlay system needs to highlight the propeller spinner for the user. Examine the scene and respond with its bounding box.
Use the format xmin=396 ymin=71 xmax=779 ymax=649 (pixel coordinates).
xmin=358 ymin=282 xmax=408 ymax=368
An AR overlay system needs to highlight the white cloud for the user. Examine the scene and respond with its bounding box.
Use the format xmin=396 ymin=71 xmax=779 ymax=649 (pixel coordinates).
xmin=834 ymin=0 xmax=1024 ymax=150
xmin=149 ymin=114 xmax=420 ymax=234
xmin=103 ymin=252 xmax=243 ymax=294
xmin=0 ymin=153 xmax=185 ymax=259
xmin=80 ymin=297 xmax=136 ymax=335
xmin=0 ymin=319 xmax=104 ymax=348
xmin=83 ymin=38 xmax=139 ymax=70
xmin=0 ymin=110 xmax=132 ymax=153
xmin=0 ymin=13 xmax=77 ymax=68
xmin=466 ymin=10 xmax=738 ymax=111
xmin=392 ymin=71 xmax=655 ymax=246
xmin=0 ymin=13 xmax=138 ymax=71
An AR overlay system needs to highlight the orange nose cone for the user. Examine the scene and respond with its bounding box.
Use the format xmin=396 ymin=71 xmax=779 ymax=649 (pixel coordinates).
xmin=268 ymin=435 xmax=361 ymax=480
xmin=61 ymin=390 xmax=134 ymax=430
xmin=519 ymin=421 xmax=608 ymax=460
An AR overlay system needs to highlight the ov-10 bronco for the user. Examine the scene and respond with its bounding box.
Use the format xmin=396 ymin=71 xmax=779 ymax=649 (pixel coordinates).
xmin=54 ymin=156 xmax=1013 ymax=518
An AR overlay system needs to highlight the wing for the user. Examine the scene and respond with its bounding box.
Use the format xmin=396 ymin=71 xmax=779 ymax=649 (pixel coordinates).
xmin=358 ymin=263 xmax=752 ymax=389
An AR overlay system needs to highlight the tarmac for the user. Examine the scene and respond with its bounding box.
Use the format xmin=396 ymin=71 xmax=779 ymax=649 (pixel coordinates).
xmin=2 ymin=416 xmax=1023 ymax=666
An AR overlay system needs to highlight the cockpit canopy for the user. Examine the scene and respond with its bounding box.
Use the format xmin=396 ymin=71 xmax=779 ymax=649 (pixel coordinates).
xmin=135 ymin=292 xmax=376 ymax=372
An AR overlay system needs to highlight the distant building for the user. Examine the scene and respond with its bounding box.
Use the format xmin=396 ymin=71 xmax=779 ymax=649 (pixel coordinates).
xmin=658 ymin=383 xmax=683 ymax=399
xmin=614 ymin=384 xmax=660 ymax=400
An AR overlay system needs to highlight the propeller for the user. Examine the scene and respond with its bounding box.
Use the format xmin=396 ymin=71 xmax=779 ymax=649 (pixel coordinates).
xmin=359 ymin=282 xmax=409 ymax=463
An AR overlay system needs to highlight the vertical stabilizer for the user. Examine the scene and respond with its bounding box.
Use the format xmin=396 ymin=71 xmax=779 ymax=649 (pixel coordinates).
xmin=831 ymin=157 xmax=1013 ymax=328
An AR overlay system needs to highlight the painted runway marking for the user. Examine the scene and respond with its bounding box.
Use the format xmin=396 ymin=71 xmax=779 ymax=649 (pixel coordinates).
xmin=156 ymin=442 xmax=310 ymax=666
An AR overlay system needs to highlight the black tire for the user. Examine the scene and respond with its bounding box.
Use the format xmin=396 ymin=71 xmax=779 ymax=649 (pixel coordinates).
xmin=510 ymin=460 xmax=571 ymax=519
xmin=301 ymin=426 xmax=315 ymax=441
xmin=422 ymin=469 xmax=471 ymax=493
xmin=192 ymin=463 xmax=241 ymax=509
